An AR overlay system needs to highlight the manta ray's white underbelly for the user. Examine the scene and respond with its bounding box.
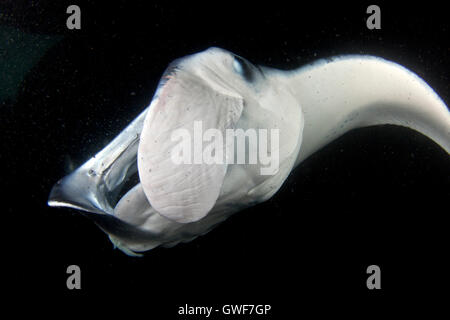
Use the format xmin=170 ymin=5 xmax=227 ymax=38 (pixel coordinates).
xmin=47 ymin=47 xmax=449 ymax=255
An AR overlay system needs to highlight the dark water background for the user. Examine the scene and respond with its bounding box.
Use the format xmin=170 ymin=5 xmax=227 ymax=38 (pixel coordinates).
xmin=1 ymin=1 xmax=449 ymax=317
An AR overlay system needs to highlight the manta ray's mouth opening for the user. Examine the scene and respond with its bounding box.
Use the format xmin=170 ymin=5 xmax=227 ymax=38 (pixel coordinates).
xmin=113 ymin=167 xmax=140 ymax=207
xmin=47 ymin=153 xmax=140 ymax=215
xmin=46 ymin=63 xmax=191 ymax=217
xmin=48 ymin=107 xmax=148 ymax=216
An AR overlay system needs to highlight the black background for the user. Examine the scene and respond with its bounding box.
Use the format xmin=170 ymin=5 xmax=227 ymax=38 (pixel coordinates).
xmin=1 ymin=1 xmax=449 ymax=317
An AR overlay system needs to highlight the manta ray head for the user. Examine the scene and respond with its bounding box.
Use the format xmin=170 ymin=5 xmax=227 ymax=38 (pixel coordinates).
xmin=48 ymin=47 xmax=304 ymax=253
xmin=137 ymin=47 xmax=304 ymax=223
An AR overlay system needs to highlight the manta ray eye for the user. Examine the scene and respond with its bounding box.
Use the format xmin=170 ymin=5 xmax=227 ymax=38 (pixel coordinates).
xmin=233 ymin=55 xmax=254 ymax=82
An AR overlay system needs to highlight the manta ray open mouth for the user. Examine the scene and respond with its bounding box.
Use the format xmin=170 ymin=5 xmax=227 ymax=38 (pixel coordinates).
xmin=48 ymin=47 xmax=450 ymax=256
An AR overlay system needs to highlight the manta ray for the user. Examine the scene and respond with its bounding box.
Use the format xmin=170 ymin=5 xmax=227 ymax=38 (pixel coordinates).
xmin=48 ymin=47 xmax=450 ymax=256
